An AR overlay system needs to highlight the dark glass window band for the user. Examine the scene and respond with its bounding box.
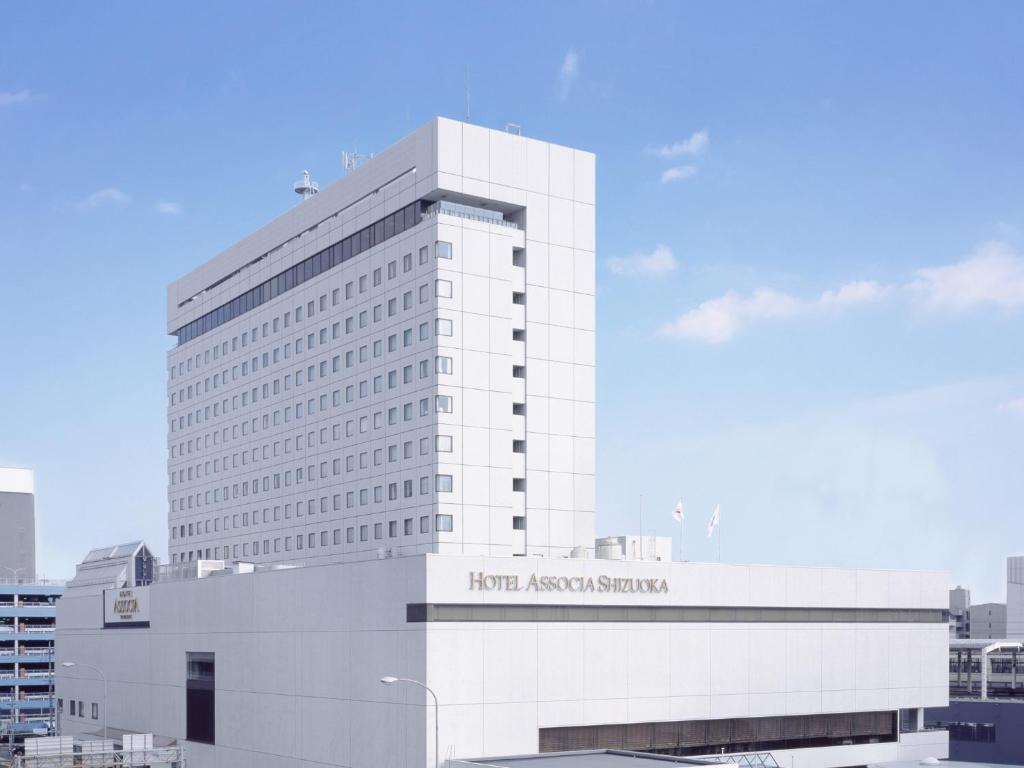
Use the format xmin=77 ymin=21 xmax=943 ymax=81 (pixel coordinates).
xmin=406 ymin=603 xmax=946 ymax=624
xmin=539 ymin=711 xmax=897 ymax=755
xmin=174 ymin=201 xmax=425 ymax=346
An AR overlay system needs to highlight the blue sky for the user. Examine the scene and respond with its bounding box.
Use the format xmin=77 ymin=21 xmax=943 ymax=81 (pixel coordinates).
xmin=1 ymin=2 xmax=1022 ymax=601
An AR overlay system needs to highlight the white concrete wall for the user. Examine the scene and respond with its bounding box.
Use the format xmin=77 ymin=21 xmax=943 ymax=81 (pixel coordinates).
xmin=57 ymin=556 xmax=948 ymax=768
xmin=423 ymin=557 xmax=949 ymax=759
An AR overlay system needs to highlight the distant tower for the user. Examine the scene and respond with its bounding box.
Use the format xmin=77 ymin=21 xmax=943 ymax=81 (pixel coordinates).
xmin=293 ymin=170 xmax=319 ymax=200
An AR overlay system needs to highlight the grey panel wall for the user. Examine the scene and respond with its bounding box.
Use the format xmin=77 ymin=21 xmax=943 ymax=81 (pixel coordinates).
xmin=0 ymin=491 xmax=36 ymax=577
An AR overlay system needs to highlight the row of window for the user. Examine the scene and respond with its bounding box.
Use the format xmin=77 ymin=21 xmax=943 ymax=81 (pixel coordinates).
xmin=174 ymin=202 xmax=432 ymax=345
xmin=171 ymin=384 xmax=453 ymax=476
xmin=173 ymin=472 xmax=453 ymax=539
xmin=61 ymin=698 xmax=98 ymax=720
xmin=171 ymin=315 xmax=453 ymax=432
xmin=171 ymin=513 xmax=455 ymax=563
xmin=169 ymin=396 xmax=454 ymax=506
xmin=170 ymin=351 xmax=452 ymax=461
xmin=171 ymin=277 xmax=452 ymax=405
xmin=172 ymin=240 xmax=452 ymax=395
xmin=174 ymin=429 xmax=454 ymax=489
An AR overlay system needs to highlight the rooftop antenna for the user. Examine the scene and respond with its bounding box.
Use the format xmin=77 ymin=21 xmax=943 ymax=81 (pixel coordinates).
xmin=293 ymin=170 xmax=319 ymax=200
xmin=341 ymin=149 xmax=373 ymax=174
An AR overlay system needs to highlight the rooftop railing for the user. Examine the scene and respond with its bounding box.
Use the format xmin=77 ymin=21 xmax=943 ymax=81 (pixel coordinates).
xmin=422 ymin=200 xmax=520 ymax=229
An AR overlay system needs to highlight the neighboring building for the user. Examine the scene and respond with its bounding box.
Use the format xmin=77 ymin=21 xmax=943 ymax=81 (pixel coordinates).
xmin=165 ymin=117 xmax=595 ymax=566
xmin=57 ymin=119 xmax=949 ymax=768
xmin=1007 ymin=556 xmax=1024 ymax=640
xmin=926 ymin=638 xmax=1024 ymax=763
xmin=949 ymin=586 xmax=970 ymax=639
xmin=0 ymin=468 xmax=36 ymax=580
xmin=970 ymin=603 xmax=1007 ymax=640
xmin=0 ymin=580 xmax=63 ymax=740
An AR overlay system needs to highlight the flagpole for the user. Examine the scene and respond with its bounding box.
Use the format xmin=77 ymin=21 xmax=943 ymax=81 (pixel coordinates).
xmin=718 ymin=507 xmax=721 ymax=563
xmin=639 ymin=493 xmax=644 ymax=561
xmin=679 ymin=507 xmax=684 ymax=562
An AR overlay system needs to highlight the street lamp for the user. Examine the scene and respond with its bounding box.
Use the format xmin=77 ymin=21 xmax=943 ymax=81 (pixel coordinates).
xmin=380 ymin=676 xmax=439 ymax=768
xmin=1 ymin=567 xmax=26 ymax=585
xmin=60 ymin=662 xmax=108 ymax=742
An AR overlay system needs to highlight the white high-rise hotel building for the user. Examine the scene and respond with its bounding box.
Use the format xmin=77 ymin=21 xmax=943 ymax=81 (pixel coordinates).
xmin=57 ymin=119 xmax=948 ymax=768
xmin=166 ymin=117 xmax=595 ymax=565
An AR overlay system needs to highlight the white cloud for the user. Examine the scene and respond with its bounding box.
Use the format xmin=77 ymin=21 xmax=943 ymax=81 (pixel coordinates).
xmin=651 ymin=130 xmax=709 ymax=158
xmin=660 ymin=280 xmax=885 ymax=343
xmin=661 ymin=165 xmax=697 ymax=184
xmin=0 ymin=90 xmax=32 ymax=107
xmin=607 ymin=244 xmax=677 ymax=277
xmin=76 ymin=188 xmax=131 ymax=210
xmin=911 ymin=241 xmax=1024 ymax=310
xmin=819 ymin=280 xmax=889 ymax=309
xmin=155 ymin=201 xmax=182 ymax=216
xmin=557 ymin=49 xmax=579 ymax=101
xmin=999 ymin=398 xmax=1024 ymax=417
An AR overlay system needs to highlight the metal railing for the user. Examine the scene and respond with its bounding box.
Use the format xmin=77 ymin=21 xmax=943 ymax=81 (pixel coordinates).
xmin=13 ymin=745 xmax=185 ymax=768
xmin=422 ymin=200 xmax=520 ymax=229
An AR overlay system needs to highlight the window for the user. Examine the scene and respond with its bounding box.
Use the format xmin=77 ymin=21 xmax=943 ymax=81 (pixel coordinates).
xmin=420 ymin=515 xmax=430 ymax=533
xmin=186 ymin=652 xmax=216 ymax=744
xmin=513 ymin=440 xmax=526 ymax=453
xmin=435 ymin=318 xmax=453 ymax=336
xmin=403 ymin=253 xmax=412 ymax=272
xmin=513 ymin=365 xmax=526 ymax=379
xmin=92 ymin=703 xmax=99 ymax=720
xmin=513 ymin=516 xmax=526 ymax=530
xmin=512 ymin=328 xmax=526 ymax=341
xmin=436 ymin=514 xmax=453 ymax=532
xmin=436 ymin=474 xmax=453 ymax=492
xmin=435 ymin=395 xmax=453 ymax=413
xmin=404 ymin=518 xmax=413 ymax=535
xmin=347 ymin=527 xmax=355 ymax=543
xmin=70 ymin=700 xmax=76 ymax=716
xmin=512 ymin=292 xmax=526 ymax=305
xmin=435 ymin=279 xmax=452 ymax=298
xmin=436 ymin=241 xmax=452 ymax=259
xmin=374 ymin=522 xmax=383 ymax=540
xmin=513 ymin=478 xmax=526 ymax=492
xmin=389 ymin=520 xmax=398 ymax=538
xmin=435 ymin=356 xmax=452 ymax=375
xmin=436 ymin=435 xmax=453 ymax=452
xmin=513 ymin=402 xmax=526 ymax=415
xmin=419 ymin=245 xmax=429 ymax=264
xmin=360 ymin=525 xmax=369 ymax=542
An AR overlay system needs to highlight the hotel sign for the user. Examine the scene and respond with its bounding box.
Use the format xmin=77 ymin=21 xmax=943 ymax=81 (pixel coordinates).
xmin=103 ymin=586 xmax=151 ymax=628
xmin=469 ymin=572 xmax=669 ymax=594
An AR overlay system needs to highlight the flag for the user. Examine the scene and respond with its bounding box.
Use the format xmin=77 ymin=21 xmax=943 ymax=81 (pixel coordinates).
xmin=706 ymin=504 xmax=720 ymax=538
xmin=672 ymin=500 xmax=684 ymax=522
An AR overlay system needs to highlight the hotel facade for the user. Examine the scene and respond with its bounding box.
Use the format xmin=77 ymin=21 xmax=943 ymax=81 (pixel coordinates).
xmin=55 ymin=118 xmax=949 ymax=768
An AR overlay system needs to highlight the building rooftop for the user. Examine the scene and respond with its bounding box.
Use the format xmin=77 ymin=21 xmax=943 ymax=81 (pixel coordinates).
xmin=459 ymin=751 xmax=724 ymax=768
xmin=0 ymin=467 xmax=33 ymax=495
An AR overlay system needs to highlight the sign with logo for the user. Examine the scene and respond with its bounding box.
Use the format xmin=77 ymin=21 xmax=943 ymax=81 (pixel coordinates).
xmin=103 ymin=586 xmax=151 ymax=628
xmin=468 ymin=571 xmax=669 ymax=594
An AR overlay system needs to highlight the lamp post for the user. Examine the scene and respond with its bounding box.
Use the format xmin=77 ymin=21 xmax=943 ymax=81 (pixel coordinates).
xmin=380 ymin=676 xmax=439 ymax=768
xmin=61 ymin=662 xmax=107 ymax=742
xmin=1 ymin=567 xmax=26 ymax=585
